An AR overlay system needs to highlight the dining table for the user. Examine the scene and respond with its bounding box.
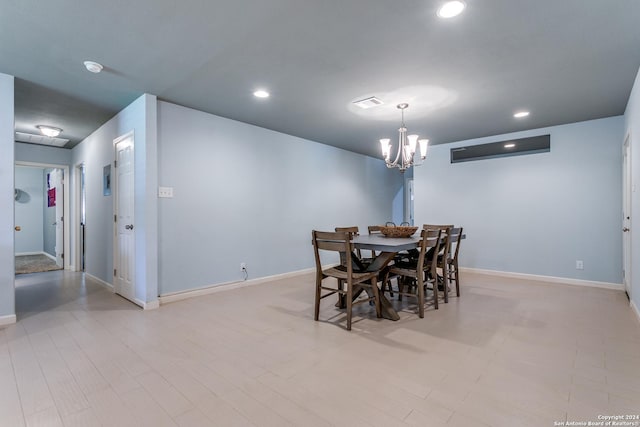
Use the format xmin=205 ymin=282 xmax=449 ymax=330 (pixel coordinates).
xmin=350 ymin=234 xmax=421 ymax=321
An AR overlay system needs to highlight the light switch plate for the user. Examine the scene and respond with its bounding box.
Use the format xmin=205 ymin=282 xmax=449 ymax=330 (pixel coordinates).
xmin=158 ymin=187 xmax=173 ymax=198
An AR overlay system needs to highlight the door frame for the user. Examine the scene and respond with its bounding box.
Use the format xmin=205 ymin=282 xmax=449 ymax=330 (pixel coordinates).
xmin=14 ymin=161 xmax=71 ymax=270
xmin=405 ymin=178 xmax=415 ymax=225
xmin=623 ymin=133 xmax=632 ymax=299
xmin=74 ymin=162 xmax=86 ymax=272
xmin=112 ymin=131 xmax=136 ymax=302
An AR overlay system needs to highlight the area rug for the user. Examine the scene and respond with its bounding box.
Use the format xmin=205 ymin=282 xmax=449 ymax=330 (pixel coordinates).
xmin=15 ymin=254 xmax=62 ymax=274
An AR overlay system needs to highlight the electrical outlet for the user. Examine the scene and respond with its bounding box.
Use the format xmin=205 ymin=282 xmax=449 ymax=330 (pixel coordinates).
xmin=158 ymin=187 xmax=173 ymax=198
xmin=240 ymin=262 xmax=247 ymax=271
xmin=576 ymin=260 xmax=584 ymax=270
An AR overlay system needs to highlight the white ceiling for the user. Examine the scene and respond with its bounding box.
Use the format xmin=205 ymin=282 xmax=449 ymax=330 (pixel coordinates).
xmin=2 ymin=0 xmax=639 ymax=156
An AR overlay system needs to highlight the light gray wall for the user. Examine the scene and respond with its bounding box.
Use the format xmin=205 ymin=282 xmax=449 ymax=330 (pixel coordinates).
xmin=0 ymin=73 xmax=15 ymax=320
xmin=70 ymin=94 xmax=158 ymax=305
xmin=414 ymin=116 xmax=623 ymax=284
xmin=14 ymin=166 xmax=44 ymax=254
xmin=623 ymin=65 xmax=640 ymax=313
xmin=15 ymin=142 xmax=72 ymax=165
xmin=157 ymin=101 xmax=404 ymax=295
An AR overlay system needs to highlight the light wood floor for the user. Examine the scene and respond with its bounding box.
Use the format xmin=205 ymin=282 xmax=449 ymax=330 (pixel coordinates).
xmin=2 ymin=270 xmax=639 ymax=427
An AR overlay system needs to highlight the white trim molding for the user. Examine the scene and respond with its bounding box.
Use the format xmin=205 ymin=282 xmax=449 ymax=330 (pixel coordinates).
xmin=632 ymin=300 xmax=640 ymax=324
xmin=15 ymin=251 xmax=56 ymax=261
xmin=159 ymin=267 xmax=316 ymax=305
xmin=460 ymin=267 xmax=624 ymax=291
xmin=85 ymin=273 xmax=114 ymax=292
xmin=0 ymin=314 xmax=17 ymax=327
xmin=42 ymin=252 xmax=56 ymax=262
xmin=135 ymin=299 xmax=159 ymax=310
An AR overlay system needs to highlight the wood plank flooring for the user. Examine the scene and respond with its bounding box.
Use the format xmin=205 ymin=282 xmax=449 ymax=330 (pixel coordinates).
xmin=2 ymin=270 xmax=639 ymax=426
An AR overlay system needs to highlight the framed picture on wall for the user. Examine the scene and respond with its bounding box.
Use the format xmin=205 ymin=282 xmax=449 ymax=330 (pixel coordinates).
xmin=103 ymin=164 xmax=111 ymax=196
xmin=48 ymin=188 xmax=56 ymax=207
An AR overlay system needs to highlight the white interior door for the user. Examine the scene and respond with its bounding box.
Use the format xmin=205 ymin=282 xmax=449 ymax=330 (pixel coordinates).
xmin=52 ymin=169 xmax=64 ymax=267
xmin=623 ymin=135 xmax=632 ymax=298
xmin=114 ymin=134 xmax=135 ymax=302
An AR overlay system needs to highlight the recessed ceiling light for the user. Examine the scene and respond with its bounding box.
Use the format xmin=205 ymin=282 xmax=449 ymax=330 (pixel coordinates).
xmin=514 ymin=111 xmax=530 ymax=118
xmin=253 ymin=90 xmax=270 ymax=98
xmin=437 ymin=1 xmax=466 ymax=18
xmin=36 ymin=125 xmax=62 ymax=137
xmin=504 ymin=143 xmax=516 ymax=148
xmin=83 ymin=61 xmax=103 ymax=73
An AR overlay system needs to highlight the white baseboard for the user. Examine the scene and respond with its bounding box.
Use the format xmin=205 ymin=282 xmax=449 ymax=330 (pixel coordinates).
xmin=135 ymin=298 xmax=160 ymax=310
xmin=632 ymin=300 xmax=640 ymax=324
xmin=42 ymin=252 xmax=56 ymax=261
xmin=159 ymin=267 xmax=316 ymax=305
xmin=15 ymin=251 xmax=57 ymax=262
xmin=85 ymin=274 xmax=158 ymax=311
xmin=460 ymin=267 xmax=624 ymax=291
xmin=85 ymin=273 xmax=114 ymax=292
xmin=0 ymin=314 xmax=17 ymax=327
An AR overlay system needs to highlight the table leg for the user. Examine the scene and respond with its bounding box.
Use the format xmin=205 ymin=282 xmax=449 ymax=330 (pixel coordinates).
xmin=333 ymin=252 xmax=402 ymax=321
xmin=367 ymin=252 xmax=401 ymax=320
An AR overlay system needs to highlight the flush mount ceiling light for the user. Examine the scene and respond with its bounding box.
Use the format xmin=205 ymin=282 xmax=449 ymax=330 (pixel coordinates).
xmin=253 ymin=90 xmax=270 ymax=98
xmin=83 ymin=60 xmax=103 ymax=73
xmin=514 ymin=111 xmax=530 ymax=118
xmin=437 ymin=1 xmax=466 ymax=18
xmin=36 ymin=125 xmax=63 ymax=137
xmin=379 ymin=103 xmax=429 ymax=173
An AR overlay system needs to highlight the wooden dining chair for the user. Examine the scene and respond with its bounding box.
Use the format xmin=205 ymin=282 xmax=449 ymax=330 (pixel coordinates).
xmin=444 ymin=227 xmax=464 ymax=298
xmin=423 ymin=225 xmax=453 ymax=303
xmin=423 ymin=224 xmax=453 ymax=231
xmin=312 ymin=230 xmax=382 ymax=330
xmin=384 ymin=228 xmax=441 ymax=317
xmin=335 ymin=226 xmax=365 ymax=261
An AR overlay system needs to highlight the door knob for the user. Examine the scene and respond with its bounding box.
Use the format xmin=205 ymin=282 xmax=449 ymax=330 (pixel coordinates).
xmin=125 ymin=224 xmax=134 ymax=230
xmin=14 ymin=226 xmax=21 ymax=231
xmin=623 ymin=227 xmax=630 ymax=232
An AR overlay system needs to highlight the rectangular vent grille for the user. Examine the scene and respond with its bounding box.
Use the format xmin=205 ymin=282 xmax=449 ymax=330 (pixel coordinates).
xmin=15 ymin=131 xmax=69 ymax=147
xmin=450 ymin=134 xmax=550 ymax=163
xmin=352 ymin=96 xmax=384 ymax=109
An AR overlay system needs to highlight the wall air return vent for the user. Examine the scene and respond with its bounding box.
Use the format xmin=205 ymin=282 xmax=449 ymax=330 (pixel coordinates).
xmin=352 ymin=96 xmax=384 ymax=109
xmin=450 ymin=134 xmax=550 ymax=164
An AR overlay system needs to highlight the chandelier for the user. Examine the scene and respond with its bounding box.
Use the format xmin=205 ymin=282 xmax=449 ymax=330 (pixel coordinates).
xmin=379 ymin=103 xmax=429 ymax=172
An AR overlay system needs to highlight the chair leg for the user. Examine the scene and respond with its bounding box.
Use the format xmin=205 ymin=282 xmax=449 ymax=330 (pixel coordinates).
xmin=335 ymin=279 xmax=345 ymax=308
xmin=441 ymin=266 xmax=449 ymax=304
xmin=398 ymin=277 xmax=404 ymax=301
xmin=314 ymin=274 xmax=322 ymax=321
xmin=346 ymin=280 xmax=353 ymax=331
xmin=417 ymin=276 xmax=425 ymax=318
xmin=454 ymin=261 xmax=460 ymax=297
xmin=432 ymin=272 xmax=439 ymax=310
xmin=371 ymin=278 xmax=382 ymax=318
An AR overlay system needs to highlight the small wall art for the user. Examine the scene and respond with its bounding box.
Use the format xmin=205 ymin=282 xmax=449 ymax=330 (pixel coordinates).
xmin=103 ymin=164 xmax=111 ymax=196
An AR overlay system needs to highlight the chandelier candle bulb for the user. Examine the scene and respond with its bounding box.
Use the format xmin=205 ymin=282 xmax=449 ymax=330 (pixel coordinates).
xmin=380 ymin=138 xmax=391 ymax=159
xmin=408 ymin=134 xmax=419 ymax=153
xmin=419 ymin=139 xmax=429 ymax=158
